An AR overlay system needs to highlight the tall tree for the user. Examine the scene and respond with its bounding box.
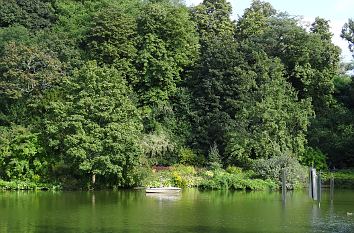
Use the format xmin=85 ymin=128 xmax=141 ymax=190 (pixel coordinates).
xmin=84 ymin=4 xmax=138 ymax=82
xmin=135 ymin=0 xmax=199 ymax=106
xmin=188 ymin=0 xmax=238 ymax=156
xmin=226 ymin=55 xmax=312 ymax=166
xmin=0 ymin=41 xmax=64 ymax=127
xmin=44 ymin=62 xmax=143 ymax=187
xmin=342 ymin=18 xmax=354 ymax=54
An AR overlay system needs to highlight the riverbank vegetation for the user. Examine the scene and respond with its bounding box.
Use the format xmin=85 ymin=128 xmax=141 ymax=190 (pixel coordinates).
xmin=1 ymin=0 xmax=354 ymax=190
xmin=142 ymin=165 xmax=278 ymax=191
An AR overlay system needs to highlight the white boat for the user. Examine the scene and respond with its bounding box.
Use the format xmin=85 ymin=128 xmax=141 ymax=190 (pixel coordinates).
xmin=145 ymin=187 xmax=181 ymax=193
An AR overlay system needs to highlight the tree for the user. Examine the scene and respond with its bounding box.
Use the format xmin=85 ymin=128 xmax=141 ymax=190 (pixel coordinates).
xmin=188 ymin=0 xmax=239 ymax=157
xmin=236 ymin=3 xmax=340 ymax=113
xmin=236 ymin=0 xmax=276 ymax=40
xmin=308 ymin=105 xmax=354 ymax=168
xmin=135 ymin=0 xmax=199 ymax=105
xmin=0 ymin=0 xmax=57 ymax=30
xmin=342 ymin=18 xmax=354 ymax=54
xmin=0 ymin=42 xmax=63 ymax=100
xmin=44 ymin=62 xmax=143 ymax=187
xmin=226 ymin=56 xmax=312 ymax=166
xmin=190 ymin=0 xmax=235 ymax=41
xmin=84 ymin=5 xmax=138 ymax=80
xmin=0 ymin=41 xmax=64 ymax=128
xmin=0 ymin=125 xmax=46 ymax=181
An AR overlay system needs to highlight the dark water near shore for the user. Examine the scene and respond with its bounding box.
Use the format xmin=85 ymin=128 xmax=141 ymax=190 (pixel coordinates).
xmin=0 ymin=189 xmax=353 ymax=233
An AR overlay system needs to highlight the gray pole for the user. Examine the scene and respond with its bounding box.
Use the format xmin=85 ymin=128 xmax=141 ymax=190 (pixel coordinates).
xmin=309 ymin=167 xmax=313 ymax=198
xmin=312 ymin=168 xmax=318 ymax=201
xmin=317 ymin=172 xmax=321 ymax=202
xmin=330 ymin=174 xmax=334 ymax=201
xmin=282 ymin=169 xmax=286 ymax=202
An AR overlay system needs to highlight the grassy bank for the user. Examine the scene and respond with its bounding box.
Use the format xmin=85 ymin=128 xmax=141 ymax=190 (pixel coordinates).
xmin=0 ymin=180 xmax=61 ymax=191
xmin=142 ymin=165 xmax=277 ymax=191
xmin=322 ymin=170 xmax=354 ymax=188
xmin=3 ymin=168 xmax=353 ymax=191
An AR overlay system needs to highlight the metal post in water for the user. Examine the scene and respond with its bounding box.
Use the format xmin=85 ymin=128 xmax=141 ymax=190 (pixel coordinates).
xmin=330 ymin=174 xmax=334 ymax=202
xmin=309 ymin=167 xmax=313 ymax=198
xmin=312 ymin=168 xmax=318 ymax=201
xmin=282 ymin=169 xmax=286 ymax=203
xmin=317 ymin=171 xmax=321 ymax=203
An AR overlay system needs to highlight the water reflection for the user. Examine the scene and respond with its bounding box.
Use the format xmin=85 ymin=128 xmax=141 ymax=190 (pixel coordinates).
xmin=145 ymin=193 xmax=182 ymax=201
xmin=0 ymin=189 xmax=353 ymax=233
xmin=309 ymin=189 xmax=354 ymax=233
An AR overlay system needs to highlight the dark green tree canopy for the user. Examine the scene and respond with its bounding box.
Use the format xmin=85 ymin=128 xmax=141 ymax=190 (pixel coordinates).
xmin=0 ymin=0 xmax=57 ymax=30
xmin=135 ymin=0 xmax=199 ymax=105
xmin=0 ymin=42 xmax=64 ymax=100
xmin=84 ymin=6 xmax=137 ymax=67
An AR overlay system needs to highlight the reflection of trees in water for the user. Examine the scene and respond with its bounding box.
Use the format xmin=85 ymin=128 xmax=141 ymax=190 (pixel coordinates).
xmin=1 ymin=189 xmax=354 ymax=232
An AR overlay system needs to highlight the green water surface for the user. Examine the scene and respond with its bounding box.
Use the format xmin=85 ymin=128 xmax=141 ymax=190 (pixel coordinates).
xmin=0 ymin=189 xmax=353 ymax=233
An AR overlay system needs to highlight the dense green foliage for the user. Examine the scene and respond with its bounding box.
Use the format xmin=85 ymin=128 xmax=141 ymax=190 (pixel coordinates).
xmin=0 ymin=0 xmax=353 ymax=189
xmin=322 ymin=170 xmax=354 ymax=188
xmin=44 ymin=62 xmax=143 ymax=188
xmin=143 ymin=165 xmax=277 ymax=191
xmin=252 ymin=154 xmax=308 ymax=189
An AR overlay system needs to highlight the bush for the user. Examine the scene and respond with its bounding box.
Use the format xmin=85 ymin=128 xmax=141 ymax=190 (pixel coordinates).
xmin=0 ymin=179 xmax=61 ymax=190
xmin=300 ymin=147 xmax=328 ymax=170
xmin=178 ymin=147 xmax=198 ymax=165
xmin=0 ymin=125 xmax=47 ymax=182
xmin=199 ymin=169 xmax=276 ymax=191
xmin=172 ymin=172 xmax=187 ymax=187
xmin=252 ymin=154 xmax=307 ymax=190
xmin=226 ymin=166 xmax=243 ymax=175
xmin=142 ymin=165 xmax=200 ymax=188
xmin=322 ymin=170 xmax=354 ymax=188
xmin=208 ymin=142 xmax=222 ymax=169
xmin=142 ymin=164 xmax=278 ymax=191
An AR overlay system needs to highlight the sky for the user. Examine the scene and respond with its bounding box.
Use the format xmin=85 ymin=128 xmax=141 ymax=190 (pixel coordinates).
xmin=185 ymin=0 xmax=354 ymax=62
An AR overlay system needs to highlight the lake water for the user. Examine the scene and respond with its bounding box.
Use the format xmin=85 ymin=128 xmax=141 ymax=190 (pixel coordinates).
xmin=0 ymin=189 xmax=353 ymax=233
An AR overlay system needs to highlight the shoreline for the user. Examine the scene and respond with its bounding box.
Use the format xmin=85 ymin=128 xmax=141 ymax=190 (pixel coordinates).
xmin=2 ymin=169 xmax=353 ymax=191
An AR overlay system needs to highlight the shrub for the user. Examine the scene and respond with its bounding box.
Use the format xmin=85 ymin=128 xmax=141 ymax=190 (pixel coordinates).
xmin=0 ymin=179 xmax=61 ymax=190
xmin=252 ymin=154 xmax=307 ymax=190
xmin=142 ymin=165 xmax=200 ymax=188
xmin=199 ymin=169 xmax=276 ymax=191
xmin=178 ymin=147 xmax=198 ymax=165
xmin=0 ymin=125 xmax=47 ymax=182
xmin=226 ymin=166 xmax=243 ymax=175
xmin=208 ymin=142 xmax=222 ymax=169
xmin=322 ymin=170 xmax=354 ymax=188
xmin=300 ymin=147 xmax=328 ymax=170
xmin=172 ymin=172 xmax=187 ymax=187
